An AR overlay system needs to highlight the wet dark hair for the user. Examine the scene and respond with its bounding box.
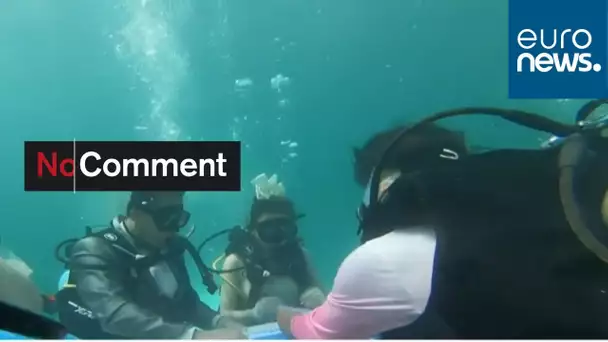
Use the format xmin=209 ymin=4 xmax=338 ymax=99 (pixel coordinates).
xmin=353 ymin=123 xmax=469 ymax=187
xmin=247 ymin=196 xmax=297 ymax=230
xmin=127 ymin=191 xmax=185 ymax=214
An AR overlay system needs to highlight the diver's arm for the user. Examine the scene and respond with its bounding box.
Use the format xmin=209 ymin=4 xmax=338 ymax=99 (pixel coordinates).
xmin=176 ymin=254 xmax=222 ymax=330
xmin=182 ymin=280 xmax=219 ymax=329
xmin=277 ymin=306 xmax=304 ymax=338
xmin=279 ymin=231 xmax=434 ymax=339
xmin=180 ymin=278 xmax=244 ymax=330
xmin=299 ymin=249 xmax=326 ymax=309
xmin=214 ymin=315 xmax=247 ymax=330
xmin=218 ymin=254 xmax=259 ymax=326
xmin=184 ymin=290 xmax=245 ymax=330
xmin=69 ymin=237 xmax=198 ymax=339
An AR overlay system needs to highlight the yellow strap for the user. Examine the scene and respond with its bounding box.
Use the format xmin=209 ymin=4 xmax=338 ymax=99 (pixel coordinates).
xmin=601 ymin=189 xmax=608 ymax=227
xmin=212 ymin=254 xmax=247 ymax=299
xmin=211 ymin=254 xmax=225 ymax=271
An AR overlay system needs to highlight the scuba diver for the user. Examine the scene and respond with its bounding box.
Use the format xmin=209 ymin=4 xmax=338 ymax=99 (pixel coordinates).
xmin=52 ymin=191 xmax=245 ymax=340
xmin=277 ymin=100 xmax=608 ymax=339
xmin=0 ymin=244 xmax=69 ymax=339
xmin=208 ymin=174 xmax=325 ymax=326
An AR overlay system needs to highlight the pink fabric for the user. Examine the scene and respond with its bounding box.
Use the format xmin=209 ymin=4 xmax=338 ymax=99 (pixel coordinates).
xmin=289 ymin=229 xmax=437 ymax=339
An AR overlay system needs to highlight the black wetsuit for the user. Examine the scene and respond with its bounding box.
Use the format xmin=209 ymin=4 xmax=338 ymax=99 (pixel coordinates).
xmin=58 ymin=219 xmax=218 ymax=339
xmin=226 ymin=238 xmax=313 ymax=309
xmin=249 ymin=250 xmax=312 ymax=308
xmin=373 ymin=149 xmax=608 ymax=338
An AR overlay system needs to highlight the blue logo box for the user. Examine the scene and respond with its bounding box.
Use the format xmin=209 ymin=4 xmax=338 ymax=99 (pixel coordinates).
xmin=508 ymin=0 xmax=608 ymax=99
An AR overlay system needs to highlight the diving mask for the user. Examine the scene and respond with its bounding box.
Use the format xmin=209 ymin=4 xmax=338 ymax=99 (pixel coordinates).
xmin=255 ymin=218 xmax=298 ymax=245
xmin=139 ymin=204 xmax=191 ymax=233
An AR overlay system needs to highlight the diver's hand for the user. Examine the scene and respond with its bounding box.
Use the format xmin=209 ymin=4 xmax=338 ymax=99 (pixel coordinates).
xmin=300 ymin=287 xmax=325 ymax=309
xmin=252 ymin=296 xmax=283 ymax=324
xmin=214 ymin=315 xmax=246 ymax=330
xmin=192 ymin=328 xmax=246 ymax=340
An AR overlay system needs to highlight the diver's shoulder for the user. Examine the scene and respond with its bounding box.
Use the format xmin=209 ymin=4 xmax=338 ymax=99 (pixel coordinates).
xmin=352 ymin=226 xmax=436 ymax=262
xmin=71 ymin=235 xmax=119 ymax=260
xmin=223 ymin=253 xmax=245 ymax=269
xmin=384 ymin=226 xmax=436 ymax=243
xmin=365 ymin=226 xmax=436 ymax=246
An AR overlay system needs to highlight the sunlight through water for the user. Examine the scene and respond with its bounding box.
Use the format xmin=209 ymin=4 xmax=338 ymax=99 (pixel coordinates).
xmin=112 ymin=0 xmax=192 ymax=141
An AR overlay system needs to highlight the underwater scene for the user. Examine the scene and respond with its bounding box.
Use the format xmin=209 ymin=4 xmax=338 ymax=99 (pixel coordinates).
xmin=1 ymin=0 xmax=608 ymax=339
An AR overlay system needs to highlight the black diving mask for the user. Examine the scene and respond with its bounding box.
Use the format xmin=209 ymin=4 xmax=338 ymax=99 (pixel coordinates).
xmin=140 ymin=204 xmax=191 ymax=233
xmin=255 ymin=218 xmax=298 ymax=245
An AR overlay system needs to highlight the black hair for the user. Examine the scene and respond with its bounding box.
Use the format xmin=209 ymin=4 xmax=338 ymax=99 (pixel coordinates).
xmin=352 ymin=123 xmax=469 ymax=187
xmin=126 ymin=191 xmax=185 ymax=215
xmin=247 ymin=196 xmax=297 ymax=230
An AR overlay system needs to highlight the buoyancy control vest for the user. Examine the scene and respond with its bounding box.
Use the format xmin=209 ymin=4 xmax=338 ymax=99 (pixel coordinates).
xmin=385 ymin=148 xmax=608 ymax=338
xmin=223 ymin=229 xmax=312 ymax=308
xmin=358 ymin=101 xmax=608 ymax=338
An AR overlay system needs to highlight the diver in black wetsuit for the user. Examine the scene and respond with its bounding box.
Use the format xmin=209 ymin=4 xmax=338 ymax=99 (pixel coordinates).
xmin=277 ymin=101 xmax=608 ymax=339
xmin=55 ymin=191 xmax=245 ymax=340
xmin=351 ymin=102 xmax=608 ymax=338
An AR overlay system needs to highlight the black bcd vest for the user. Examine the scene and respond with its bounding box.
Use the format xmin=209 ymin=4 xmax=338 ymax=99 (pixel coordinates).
xmin=371 ymin=148 xmax=608 ymax=338
xmin=56 ymin=227 xmax=191 ymax=339
xmin=225 ymin=237 xmax=312 ymax=308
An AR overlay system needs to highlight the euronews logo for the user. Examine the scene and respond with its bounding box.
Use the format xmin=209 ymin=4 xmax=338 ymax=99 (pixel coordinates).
xmin=516 ymin=29 xmax=602 ymax=73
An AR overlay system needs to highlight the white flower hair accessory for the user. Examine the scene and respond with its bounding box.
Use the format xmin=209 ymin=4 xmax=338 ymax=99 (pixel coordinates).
xmin=251 ymin=173 xmax=286 ymax=199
